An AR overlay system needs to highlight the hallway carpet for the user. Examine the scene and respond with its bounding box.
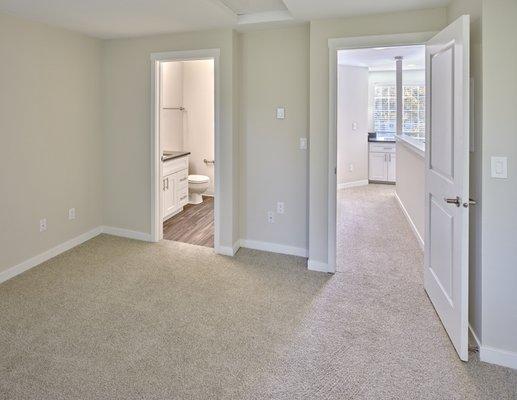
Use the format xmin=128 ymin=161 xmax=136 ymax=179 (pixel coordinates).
xmin=1 ymin=185 xmax=516 ymax=399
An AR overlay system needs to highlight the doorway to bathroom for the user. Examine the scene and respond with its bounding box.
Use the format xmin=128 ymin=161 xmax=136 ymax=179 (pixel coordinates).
xmin=150 ymin=49 xmax=221 ymax=250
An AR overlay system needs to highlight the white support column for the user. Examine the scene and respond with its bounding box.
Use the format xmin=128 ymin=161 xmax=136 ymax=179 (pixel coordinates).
xmin=395 ymin=56 xmax=403 ymax=136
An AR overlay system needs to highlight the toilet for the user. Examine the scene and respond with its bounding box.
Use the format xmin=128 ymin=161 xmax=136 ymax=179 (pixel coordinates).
xmin=188 ymin=175 xmax=210 ymax=204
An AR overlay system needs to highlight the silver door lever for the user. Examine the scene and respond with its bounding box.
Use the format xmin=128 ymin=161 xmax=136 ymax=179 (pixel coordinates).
xmin=444 ymin=196 xmax=461 ymax=207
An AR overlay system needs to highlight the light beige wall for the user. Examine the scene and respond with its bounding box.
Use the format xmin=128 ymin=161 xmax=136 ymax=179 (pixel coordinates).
xmin=102 ymin=29 xmax=239 ymax=248
xmin=337 ymin=65 xmax=368 ymax=185
xmin=182 ymin=60 xmax=215 ymax=194
xmin=309 ymin=8 xmax=448 ymax=264
xmin=481 ymin=0 xmax=517 ymax=354
xmin=0 ymin=13 xmax=103 ymax=274
xmin=447 ymin=0 xmax=484 ymax=343
xmin=239 ymin=25 xmax=309 ymax=250
xmin=160 ymin=61 xmax=183 ymax=152
xmin=395 ymin=143 xmax=425 ymax=241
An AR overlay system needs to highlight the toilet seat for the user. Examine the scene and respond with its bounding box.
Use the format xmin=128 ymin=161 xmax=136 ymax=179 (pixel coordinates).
xmin=188 ymin=174 xmax=210 ymax=184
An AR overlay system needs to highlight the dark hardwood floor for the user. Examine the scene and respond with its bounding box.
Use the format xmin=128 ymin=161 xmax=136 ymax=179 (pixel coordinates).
xmin=163 ymin=196 xmax=214 ymax=248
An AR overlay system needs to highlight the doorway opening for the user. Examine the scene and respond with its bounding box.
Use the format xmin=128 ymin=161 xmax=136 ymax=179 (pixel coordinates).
xmin=151 ymin=49 xmax=221 ymax=250
xmin=335 ymin=44 xmax=426 ymax=268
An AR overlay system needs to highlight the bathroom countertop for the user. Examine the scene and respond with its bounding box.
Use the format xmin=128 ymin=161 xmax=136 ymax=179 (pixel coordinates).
xmin=162 ymin=151 xmax=191 ymax=162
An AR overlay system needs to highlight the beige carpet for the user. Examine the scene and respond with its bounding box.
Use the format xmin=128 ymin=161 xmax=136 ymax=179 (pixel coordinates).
xmin=1 ymin=185 xmax=516 ymax=399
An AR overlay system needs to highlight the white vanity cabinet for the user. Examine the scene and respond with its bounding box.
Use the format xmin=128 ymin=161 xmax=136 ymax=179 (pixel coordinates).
xmin=368 ymin=142 xmax=396 ymax=183
xmin=162 ymin=155 xmax=189 ymax=220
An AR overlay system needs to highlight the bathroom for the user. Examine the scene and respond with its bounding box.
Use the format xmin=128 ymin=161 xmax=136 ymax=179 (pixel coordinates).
xmin=159 ymin=58 xmax=215 ymax=247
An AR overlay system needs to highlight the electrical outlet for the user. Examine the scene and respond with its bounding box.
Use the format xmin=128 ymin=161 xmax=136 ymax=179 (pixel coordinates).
xmin=267 ymin=211 xmax=275 ymax=224
xmin=352 ymin=121 xmax=358 ymax=131
xmin=349 ymin=163 xmax=354 ymax=172
xmin=277 ymin=202 xmax=285 ymax=214
xmin=39 ymin=218 xmax=47 ymax=232
xmin=68 ymin=208 xmax=76 ymax=220
xmin=299 ymin=138 xmax=308 ymax=150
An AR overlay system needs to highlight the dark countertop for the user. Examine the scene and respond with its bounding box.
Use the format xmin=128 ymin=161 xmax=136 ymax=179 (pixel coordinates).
xmin=368 ymin=132 xmax=396 ymax=143
xmin=162 ymin=151 xmax=191 ymax=162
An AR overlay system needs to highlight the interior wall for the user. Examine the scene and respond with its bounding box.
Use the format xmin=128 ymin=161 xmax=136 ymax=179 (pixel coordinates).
xmin=0 ymin=12 xmax=103 ymax=274
xmin=160 ymin=61 xmax=183 ymax=152
xmin=447 ymin=0 xmax=484 ymax=345
xmin=239 ymin=25 xmax=309 ymax=251
xmin=182 ymin=59 xmax=215 ymax=195
xmin=395 ymin=144 xmax=425 ymax=242
xmin=309 ymin=8 xmax=448 ymax=266
xmin=480 ymin=0 xmax=517 ymax=356
xmin=102 ymin=29 xmax=239 ymax=249
xmin=337 ymin=65 xmax=369 ymax=186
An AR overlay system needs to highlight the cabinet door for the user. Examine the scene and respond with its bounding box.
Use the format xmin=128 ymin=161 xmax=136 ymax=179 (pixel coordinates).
xmin=387 ymin=153 xmax=397 ymax=182
xmin=162 ymin=175 xmax=177 ymax=219
xmin=369 ymin=152 xmax=388 ymax=181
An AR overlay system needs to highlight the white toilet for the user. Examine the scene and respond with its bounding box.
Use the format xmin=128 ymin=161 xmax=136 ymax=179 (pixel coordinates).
xmin=188 ymin=175 xmax=210 ymax=204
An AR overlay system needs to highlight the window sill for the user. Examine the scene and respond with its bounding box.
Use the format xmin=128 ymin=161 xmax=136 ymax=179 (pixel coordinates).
xmin=396 ymin=134 xmax=425 ymax=159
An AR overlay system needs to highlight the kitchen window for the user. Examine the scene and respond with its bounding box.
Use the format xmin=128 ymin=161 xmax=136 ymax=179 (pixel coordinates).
xmin=373 ymin=84 xmax=426 ymax=138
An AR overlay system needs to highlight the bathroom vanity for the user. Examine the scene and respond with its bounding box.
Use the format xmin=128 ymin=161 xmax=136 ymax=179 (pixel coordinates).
xmin=368 ymin=136 xmax=396 ymax=183
xmin=162 ymin=151 xmax=190 ymax=220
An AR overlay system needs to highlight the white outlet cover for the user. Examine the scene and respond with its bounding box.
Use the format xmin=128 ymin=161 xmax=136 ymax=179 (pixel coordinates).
xmin=299 ymin=138 xmax=308 ymax=150
xmin=276 ymin=107 xmax=285 ymax=119
xmin=277 ymin=202 xmax=285 ymax=214
xmin=352 ymin=121 xmax=358 ymax=131
xmin=267 ymin=211 xmax=275 ymax=223
xmin=69 ymin=208 xmax=76 ymax=220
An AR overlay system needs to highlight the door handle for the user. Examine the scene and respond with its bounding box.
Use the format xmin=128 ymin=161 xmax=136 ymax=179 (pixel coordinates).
xmin=463 ymin=199 xmax=477 ymax=208
xmin=444 ymin=196 xmax=461 ymax=207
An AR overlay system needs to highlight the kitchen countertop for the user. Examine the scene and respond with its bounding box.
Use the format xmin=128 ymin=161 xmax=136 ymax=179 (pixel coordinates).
xmin=162 ymin=151 xmax=191 ymax=162
xmin=368 ymin=133 xmax=396 ymax=143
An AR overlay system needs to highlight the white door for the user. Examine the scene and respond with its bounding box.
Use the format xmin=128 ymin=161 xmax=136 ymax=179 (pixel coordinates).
xmin=424 ymin=15 xmax=470 ymax=361
xmin=387 ymin=153 xmax=396 ymax=183
xmin=369 ymin=152 xmax=387 ymax=181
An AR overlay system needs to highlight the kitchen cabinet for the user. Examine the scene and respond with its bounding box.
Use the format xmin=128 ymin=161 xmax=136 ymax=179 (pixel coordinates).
xmin=369 ymin=143 xmax=396 ymax=183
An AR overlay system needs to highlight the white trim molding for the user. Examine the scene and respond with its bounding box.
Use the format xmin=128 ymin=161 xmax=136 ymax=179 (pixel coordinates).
xmin=218 ymin=241 xmax=241 ymax=257
xmin=480 ymin=345 xmax=517 ymax=370
xmin=240 ymin=239 xmax=308 ymax=258
xmin=326 ymin=31 xmax=437 ymax=274
xmin=337 ymin=180 xmax=369 ymax=190
xmin=394 ymin=192 xmax=425 ymax=250
xmin=102 ymin=226 xmax=152 ymax=242
xmin=308 ymin=259 xmax=330 ymax=273
xmin=150 ymin=48 xmax=223 ymax=256
xmin=0 ymin=227 xmax=103 ymax=285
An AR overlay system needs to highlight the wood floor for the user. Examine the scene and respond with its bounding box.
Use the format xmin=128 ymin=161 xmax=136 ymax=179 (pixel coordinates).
xmin=163 ymin=196 xmax=214 ymax=248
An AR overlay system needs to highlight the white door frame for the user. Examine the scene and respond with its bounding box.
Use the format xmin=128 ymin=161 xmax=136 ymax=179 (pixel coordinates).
xmin=150 ymin=49 xmax=221 ymax=252
xmin=327 ymin=32 xmax=436 ymax=273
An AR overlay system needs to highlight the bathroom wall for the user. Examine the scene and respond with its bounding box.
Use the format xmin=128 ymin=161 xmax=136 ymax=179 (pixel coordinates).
xmin=337 ymin=65 xmax=369 ymax=186
xmin=182 ymin=60 xmax=215 ymax=195
xmin=160 ymin=61 xmax=183 ymax=153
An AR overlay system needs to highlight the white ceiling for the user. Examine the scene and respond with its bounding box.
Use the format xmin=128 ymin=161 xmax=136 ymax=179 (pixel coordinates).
xmin=338 ymin=45 xmax=426 ymax=71
xmin=0 ymin=0 xmax=451 ymax=39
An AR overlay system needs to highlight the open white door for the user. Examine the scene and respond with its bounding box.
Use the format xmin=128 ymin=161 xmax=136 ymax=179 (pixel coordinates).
xmin=424 ymin=15 xmax=470 ymax=361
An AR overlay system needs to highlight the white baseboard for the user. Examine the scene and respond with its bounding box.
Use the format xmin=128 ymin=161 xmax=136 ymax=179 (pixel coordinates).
xmin=394 ymin=192 xmax=424 ymax=250
xmin=0 ymin=227 xmax=103 ymax=285
xmin=239 ymin=239 xmax=308 ymax=258
xmin=337 ymin=179 xmax=369 ymax=190
xmin=101 ymin=226 xmax=151 ymax=242
xmin=308 ymin=259 xmax=330 ymax=273
xmin=480 ymin=345 xmax=517 ymax=370
xmin=469 ymin=324 xmax=517 ymax=370
xmin=217 ymin=240 xmax=240 ymax=256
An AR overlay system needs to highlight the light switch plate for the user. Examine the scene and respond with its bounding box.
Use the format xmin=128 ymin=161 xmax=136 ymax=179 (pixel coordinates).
xmin=491 ymin=156 xmax=508 ymax=179
xmin=299 ymin=138 xmax=307 ymax=150
xmin=276 ymin=107 xmax=285 ymax=119
xmin=352 ymin=121 xmax=358 ymax=131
